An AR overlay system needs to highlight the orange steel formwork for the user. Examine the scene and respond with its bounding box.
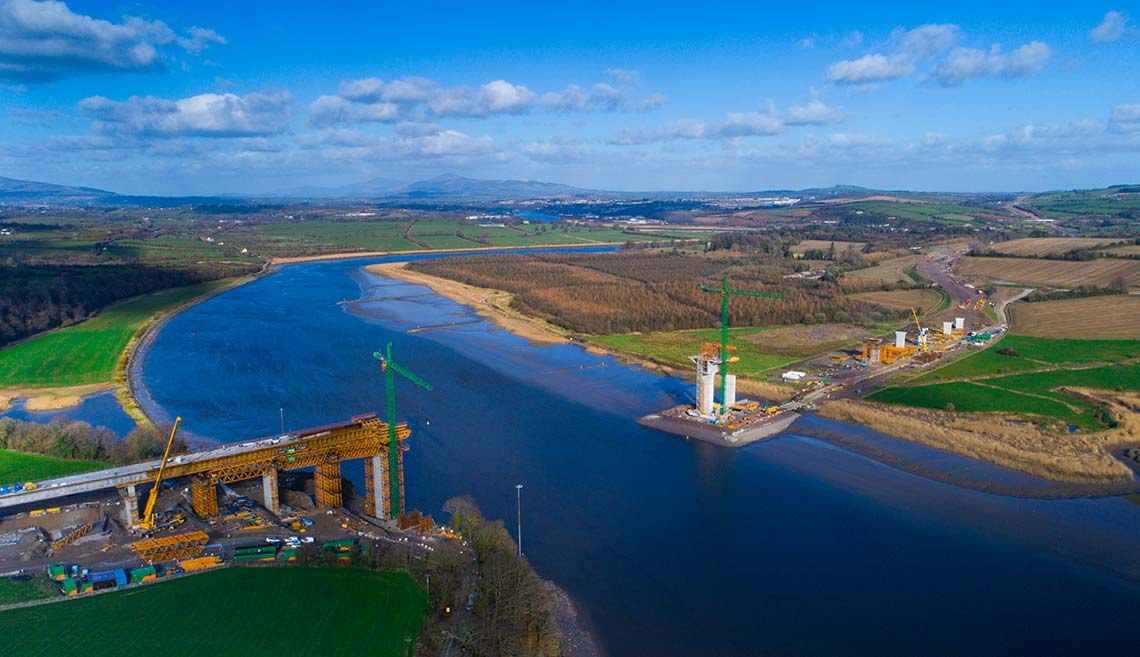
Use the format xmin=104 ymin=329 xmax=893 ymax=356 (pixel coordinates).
xmin=118 ymin=413 xmax=410 ymax=522
xmin=49 ymin=521 xmax=93 ymax=551
xmin=130 ymin=530 xmax=210 ymax=563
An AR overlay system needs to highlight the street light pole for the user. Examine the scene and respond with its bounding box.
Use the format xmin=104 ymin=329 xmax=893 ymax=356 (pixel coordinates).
xmin=516 ymin=484 xmax=523 ymax=557
xmin=279 ymin=407 xmax=285 ymax=435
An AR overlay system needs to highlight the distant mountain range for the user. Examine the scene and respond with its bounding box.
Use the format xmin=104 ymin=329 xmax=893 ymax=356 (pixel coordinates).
xmin=0 ymin=176 xmax=115 ymax=203
xmin=1 ymin=173 xmax=1103 ymax=205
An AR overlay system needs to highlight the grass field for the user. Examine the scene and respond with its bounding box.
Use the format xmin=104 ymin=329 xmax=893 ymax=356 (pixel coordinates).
xmin=844 ymin=200 xmax=999 ymax=225
xmin=843 ymin=255 xmax=923 ymax=285
xmin=0 ymin=450 xmax=106 ymax=485
xmin=0 ymin=280 xmax=232 ymax=389
xmin=0 ymin=577 xmax=60 ymax=605
xmin=1009 ymin=295 xmax=1140 ymax=339
xmin=789 ymin=239 xmax=866 ymax=255
xmin=592 ymin=327 xmax=800 ymax=376
xmin=988 ymin=237 xmax=1124 ymax=257
xmin=592 ymin=325 xmax=867 ymax=377
xmin=955 ymin=256 xmax=1140 ymax=290
xmin=851 ymin=289 xmax=944 ymax=312
xmin=1102 ymin=244 xmax=1140 ymax=257
xmin=876 ymin=335 xmax=1140 ymax=429
xmin=0 ymin=567 xmax=427 ymax=657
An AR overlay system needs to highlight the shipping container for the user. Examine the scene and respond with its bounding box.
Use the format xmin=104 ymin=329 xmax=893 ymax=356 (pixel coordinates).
xmin=129 ymin=566 xmax=157 ymax=583
xmin=92 ymin=579 xmax=115 ymax=591
xmin=61 ymin=578 xmax=78 ymax=595
xmin=113 ymin=569 xmax=128 ymax=587
xmin=48 ymin=563 xmax=67 ymax=580
xmin=281 ymin=548 xmax=297 ymax=561
xmin=321 ymin=538 xmax=355 ymax=551
xmin=88 ymin=570 xmax=116 ymax=584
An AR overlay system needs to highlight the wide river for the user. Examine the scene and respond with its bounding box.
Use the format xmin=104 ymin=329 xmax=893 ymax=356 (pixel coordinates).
xmin=138 ymin=252 xmax=1140 ymax=656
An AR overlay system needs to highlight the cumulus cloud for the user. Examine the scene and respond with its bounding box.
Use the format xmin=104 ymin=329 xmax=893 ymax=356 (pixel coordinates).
xmin=609 ymin=99 xmax=842 ymax=144
xmin=1090 ymin=11 xmax=1133 ymax=43
xmin=827 ymin=53 xmax=914 ymax=84
xmin=783 ymin=99 xmax=845 ymax=125
xmin=79 ymin=91 xmax=292 ymax=137
xmin=0 ymin=0 xmax=225 ymax=81
xmin=297 ymin=127 xmax=499 ymax=161
xmin=931 ymin=42 xmax=1051 ymax=86
xmin=827 ymin=24 xmax=1049 ymax=88
xmin=308 ymin=75 xmax=665 ymax=126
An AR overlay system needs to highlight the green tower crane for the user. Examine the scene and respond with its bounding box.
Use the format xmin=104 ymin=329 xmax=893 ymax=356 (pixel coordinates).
xmin=373 ymin=342 xmax=432 ymax=518
xmin=698 ymin=276 xmax=785 ymax=416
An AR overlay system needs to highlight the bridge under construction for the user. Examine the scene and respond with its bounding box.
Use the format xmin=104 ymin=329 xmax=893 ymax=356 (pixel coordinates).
xmin=0 ymin=413 xmax=412 ymax=523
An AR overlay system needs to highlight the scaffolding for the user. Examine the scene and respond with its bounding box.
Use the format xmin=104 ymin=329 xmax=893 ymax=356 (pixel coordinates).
xmin=49 ymin=521 xmax=93 ymax=551
xmin=191 ymin=476 xmax=219 ymax=518
xmin=313 ymin=462 xmax=343 ymax=509
xmin=130 ymin=530 xmax=209 ymax=563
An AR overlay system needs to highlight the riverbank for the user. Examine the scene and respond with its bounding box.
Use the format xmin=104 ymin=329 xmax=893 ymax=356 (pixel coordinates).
xmin=546 ymin=580 xmax=606 ymax=657
xmin=815 ymin=393 xmax=1140 ymax=486
xmin=0 ymin=383 xmax=116 ymax=413
xmin=368 ymin=262 xmax=572 ymax=345
xmin=273 ymin=241 xmax=613 ymax=266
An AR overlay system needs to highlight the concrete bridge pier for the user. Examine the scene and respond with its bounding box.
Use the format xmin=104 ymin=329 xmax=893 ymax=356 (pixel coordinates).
xmin=119 ymin=485 xmax=139 ymax=525
xmin=262 ymin=468 xmax=280 ymax=515
xmin=364 ymin=454 xmax=388 ymax=520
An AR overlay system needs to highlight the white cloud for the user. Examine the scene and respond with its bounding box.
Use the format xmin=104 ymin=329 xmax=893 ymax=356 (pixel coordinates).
xmin=797 ymin=36 xmax=815 ymax=49
xmin=79 ymin=91 xmax=292 ymax=137
xmin=784 ymin=99 xmax=845 ymax=125
xmin=610 ymin=98 xmax=842 ymax=144
xmin=178 ymin=26 xmax=226 ymax=53
xmin=309 ymin=75 xmax=665 ymax=125
xmin=297 ymin=127 xmax=499 ymax=161
xmin=524 ymin=138 xmax=590 ymax=163
xmin=931 ymin=41 xmax=1051 ymax=86
xmin=1090 ymin=11 xmax=1133 ymax=43
xmin=1111 ymin=103 xmax=1140 ymax=132
xmin=0 ymin=0 xmax=225 ymax=81
xmin=828 ymin=24 xmax=1049 ymax=88
xmin=896 ymin=24 xmax=960 ymax=58
xmin=827 ymin=53 xmax=914 ymax=84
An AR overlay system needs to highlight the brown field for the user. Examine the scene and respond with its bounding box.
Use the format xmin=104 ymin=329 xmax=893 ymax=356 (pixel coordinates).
xmin=1009 ymin=295 xmax=1140 ymax=338
xmin=842 ymin=255 xmax=922 ymax=285
xmin=1102 ymin=244 xmax=1140 ymax=257
xmin=789 ymin=239 xmax=866 ymax=255
xmin=988 ymin=237 xmax=1123 ymax=257
xmin=956 ymin=256 xmax=1140 ymax=290
xmin=851 ymin=288 xmax=944 ymax=312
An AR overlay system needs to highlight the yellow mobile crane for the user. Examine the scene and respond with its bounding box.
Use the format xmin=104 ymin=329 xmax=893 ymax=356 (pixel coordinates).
xmin=911 ymin=307 xmax=928 ymax=350
xmin=136 ymin=417 xmax=181 ymax=531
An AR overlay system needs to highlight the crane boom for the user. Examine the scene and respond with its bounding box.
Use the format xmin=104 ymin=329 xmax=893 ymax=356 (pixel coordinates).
xmin=138 ymin=417 xmax=181 ymax=530
xmin=910 ymin=307 xmax=927 ymax=350
xmin=373 ymin=342 xmax=432 ymax=518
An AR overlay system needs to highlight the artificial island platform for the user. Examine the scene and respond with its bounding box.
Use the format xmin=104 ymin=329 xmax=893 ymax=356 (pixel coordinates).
xmin=638 ymin=404 xmax=801 ymax=447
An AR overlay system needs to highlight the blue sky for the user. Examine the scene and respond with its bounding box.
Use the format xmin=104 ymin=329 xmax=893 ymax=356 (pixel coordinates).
xmin=0 ymin=0 xmax=1137 ymax=194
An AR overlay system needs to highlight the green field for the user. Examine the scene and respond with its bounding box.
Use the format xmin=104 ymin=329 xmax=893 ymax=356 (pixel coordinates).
xmin=845 ymin=201 xmax=1002 ymax=225
xmin=0 ymin=567 xmax=427 ymax=656
xmin=0 ymin=450 xmax=106 ymax=485
xmin=591 ymin=327 xmax=803 ymax=377
xmin=0 ymin=280 xmax=232 ymax=389
xmin=0 ymin=577 xmax=60 ymax=605
xmin=873 ymin=335 xmax=1140 ymax=429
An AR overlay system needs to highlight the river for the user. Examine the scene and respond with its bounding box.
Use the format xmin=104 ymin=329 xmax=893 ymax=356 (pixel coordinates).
xmin=135 ymin=253 xmax=1140 ymax=657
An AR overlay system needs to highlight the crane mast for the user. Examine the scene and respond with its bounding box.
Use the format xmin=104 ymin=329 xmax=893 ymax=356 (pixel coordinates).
xmin=137 ymin=417 xmax=181 ymax=531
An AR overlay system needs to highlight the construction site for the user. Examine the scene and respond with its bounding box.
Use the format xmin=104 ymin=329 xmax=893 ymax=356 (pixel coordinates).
xmin=0 ymin=344 xmax=448 ymax=603
xmin=639 ymin=278 xmax=1006 ymax=447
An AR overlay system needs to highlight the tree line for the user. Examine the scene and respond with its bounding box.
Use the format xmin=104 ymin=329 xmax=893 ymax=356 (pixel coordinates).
xmin=0 ymin=263 xmax=240 ymax=347
xmin=409 ymin=251 xmax=905 ymax=334
xmin=0 ymin=417 xmax=187 ymax=465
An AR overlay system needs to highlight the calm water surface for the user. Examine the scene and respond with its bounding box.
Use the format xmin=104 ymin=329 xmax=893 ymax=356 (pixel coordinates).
xmin=139 ymin=254 xmax=1140 ymax=657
